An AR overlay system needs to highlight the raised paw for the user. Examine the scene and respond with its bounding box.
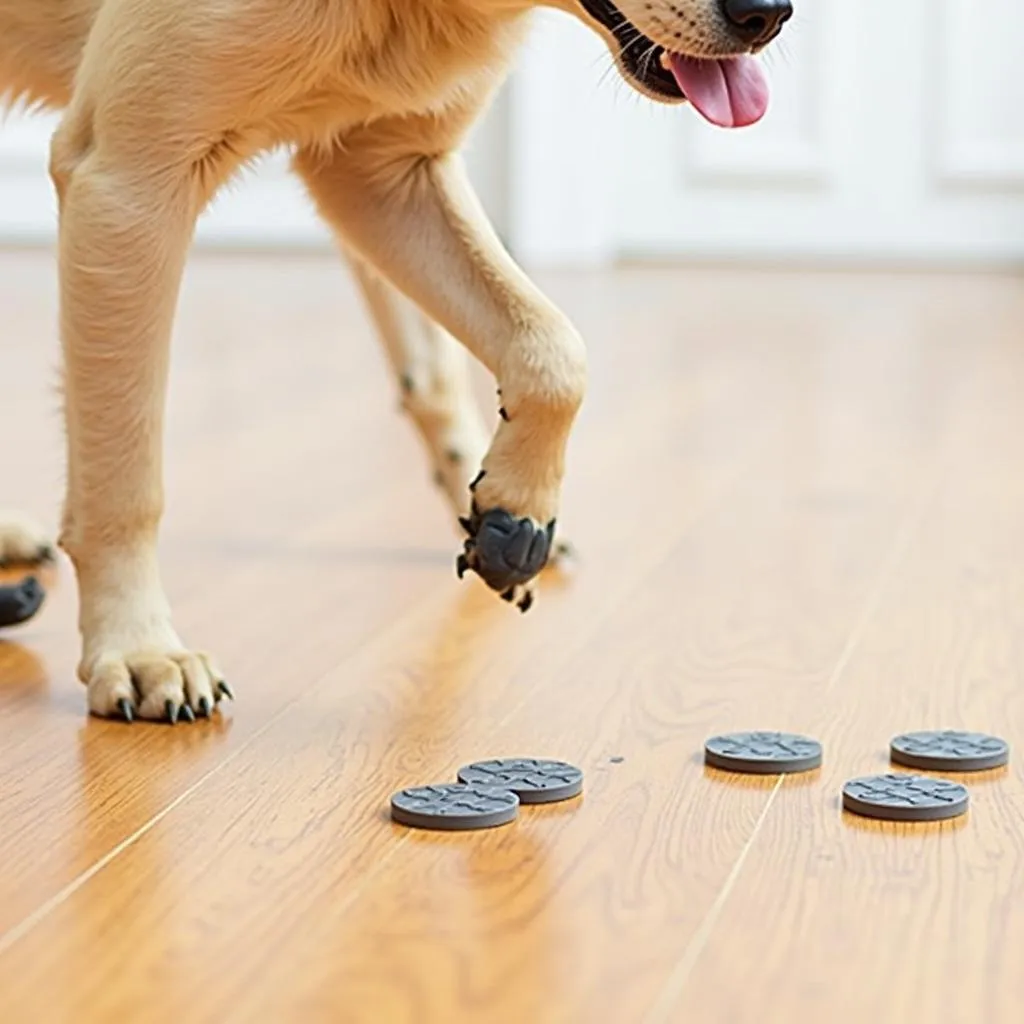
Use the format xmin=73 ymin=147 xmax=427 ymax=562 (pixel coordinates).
xmin=457 ymin=505 xmax=555 ymax=599
xmin=0 ymin=512 xmax=55 ymax=567
xmin=84 ymin=648 xmax=232 ymax=724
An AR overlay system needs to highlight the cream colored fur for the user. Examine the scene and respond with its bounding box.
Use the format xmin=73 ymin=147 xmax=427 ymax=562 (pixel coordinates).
xmin=0 ymin=0 xmax=768 ymax=720
xmin=0 ymin=511 xmax=52 ymax=564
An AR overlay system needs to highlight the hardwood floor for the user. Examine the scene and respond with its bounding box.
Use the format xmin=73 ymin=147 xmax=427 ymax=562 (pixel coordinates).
xmin=1 ymin=250 xmax=1022 ymax=1023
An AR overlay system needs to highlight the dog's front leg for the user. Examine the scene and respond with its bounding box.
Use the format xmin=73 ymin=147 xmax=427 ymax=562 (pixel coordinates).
xmin=296 ymin=125 xmax=586 ymax=610
xmin=50 ymin=122 xmax=228 ymax=723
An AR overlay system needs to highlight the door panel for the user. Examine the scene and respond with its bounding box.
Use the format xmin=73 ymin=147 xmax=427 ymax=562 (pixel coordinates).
xmin=611 ymin=0 xmax=1024 ymax=261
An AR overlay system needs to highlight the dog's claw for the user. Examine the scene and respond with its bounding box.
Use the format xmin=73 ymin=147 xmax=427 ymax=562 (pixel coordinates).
xmin=501 ymin=587 xmax=516 ymax=603
xmin=458 ymin=517 xmax=473 ymax=535
xmin=117 ymin=698 xmax=135 ymax=723
xmin=517 ymin=590 xmax=534 ymax=614
xmin=165 ymin=700 xmax=178 ymax=724
xmin=197 ymin=696 xmax=212 ymax=718
xmin=456 ymin=553 xmax=469 ymax=579
xmin=179 ymin=704 xmax=196 ymax=724
xmin=217 ymin=681 xmax=235 ymax=701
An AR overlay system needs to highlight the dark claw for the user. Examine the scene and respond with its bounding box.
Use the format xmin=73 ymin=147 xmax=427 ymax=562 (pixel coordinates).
xmin=458 ymin=516 xmax=473 ymax=535
xmin=117 ymin=698 xmax=135 ymax=723
xmin=469 ymin=469 xmax=486 ymax=493
xmin=197 ymin=696 xmax=212 ymax=718
xmin=518 ymin=590 xmax=535 ymax=614
xmin=464 ymin=509 xmax=554 ymax=593
xmin=217 ymin=680 xmax=235 ymax=701
xmin=456 ymin=553 xmax=470 ymax=579
xmin=501 ymin=587 xmax=516 ymax=603
xmin=165 ymin=700 xmax=178 ymax=724
xmin=499 ymin=407 xmax=509 ymax=421
xmin=179 ymin=705 xmax=196 ymax=724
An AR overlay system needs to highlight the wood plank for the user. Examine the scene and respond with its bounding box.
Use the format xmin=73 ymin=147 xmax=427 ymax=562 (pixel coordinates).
xmin=656 ymin=279 xmax=1024 ymax=1023
xmin=1 ymin=260 xmax=1020 ymax=1022
xmin=1 ymin=262 xmax=989 ymax=1021
xmin=0 ymin=250 xmax=502 ymax=933
xmin=230 ymin=293 xmax=962 ymax=1024
xmin=1 ymin=251 xmax=732 ymax=938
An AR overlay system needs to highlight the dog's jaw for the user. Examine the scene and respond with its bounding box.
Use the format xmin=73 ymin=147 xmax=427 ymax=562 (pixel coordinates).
xmin=571 ymin=0 xmax=782 ymax=123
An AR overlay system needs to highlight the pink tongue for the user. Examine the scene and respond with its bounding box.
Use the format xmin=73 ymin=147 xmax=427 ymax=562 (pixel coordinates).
xmin=666 ymin=54 xmax=769 ymax=128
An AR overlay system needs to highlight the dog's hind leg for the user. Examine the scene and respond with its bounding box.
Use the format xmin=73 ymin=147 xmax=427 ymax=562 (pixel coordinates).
xmin=0 ymin=511 xmax=54 ymax=567
xmin=347 ymin=256 xmax=490 ymax=519
xmin=0 ymin=513 xmax=51 ymax=629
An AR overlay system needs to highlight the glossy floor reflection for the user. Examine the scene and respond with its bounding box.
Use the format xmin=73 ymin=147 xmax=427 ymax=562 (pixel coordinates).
xmin=1 ymin=252 xmax=1023 ymax=1022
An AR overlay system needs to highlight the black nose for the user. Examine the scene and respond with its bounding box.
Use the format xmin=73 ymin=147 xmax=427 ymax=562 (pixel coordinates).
xmin=721 ymin=0 xmax=793 ymax=46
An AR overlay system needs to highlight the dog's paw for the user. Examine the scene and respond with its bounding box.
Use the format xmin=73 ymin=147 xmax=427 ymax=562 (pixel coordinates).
xmin=457 ymin=504 xmax=555 ymax=605
xmin=84 ymin=648 xmax=232 ymax=724
xmin=0 ymin=576 xmax=46 ymax=628
xmin=0 ymin=512 xmax=55 ymax=567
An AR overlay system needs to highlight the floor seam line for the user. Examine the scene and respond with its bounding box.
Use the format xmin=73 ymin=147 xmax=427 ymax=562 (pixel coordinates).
xmin=823 ymin=464 xmax=944 ymax=697
xmin=642 ymin=776 xmax=784 ymax=1024
xmin=0 ymin=595 xmax=428 ymax=956
xmin=642 ymin=457 xmax=947 ymax=1021
xmin=208 ymin=423 xmax=786 ymax=958
xmin=0 ymin=411 xmax=784 ymax=957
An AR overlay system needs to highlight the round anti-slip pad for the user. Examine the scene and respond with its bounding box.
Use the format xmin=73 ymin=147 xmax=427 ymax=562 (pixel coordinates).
xmin=457 ymin=758 xmax=584 ymax=804
xmin=842 ymin=773 xmax=969 ymax=822
xmin=704 ymin=732 xmax=823 ymax=775
xmin=390 ymin=783 xmax=519 ymax=831
xmin=890 ymin=730 xmax=1009 ymax=773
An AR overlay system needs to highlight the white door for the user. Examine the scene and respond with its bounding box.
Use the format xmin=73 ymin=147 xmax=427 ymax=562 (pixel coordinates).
xmin=610 ymin=0 xmax=1024 ymax=262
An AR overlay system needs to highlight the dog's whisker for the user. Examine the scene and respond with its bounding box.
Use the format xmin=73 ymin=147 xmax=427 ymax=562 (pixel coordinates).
xmin=636 ymin=41 xmax=662 ymax=84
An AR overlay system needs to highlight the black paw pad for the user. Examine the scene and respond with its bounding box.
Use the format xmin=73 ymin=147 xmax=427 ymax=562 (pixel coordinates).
xmin=0 ymin=576 xmax=46 ymax=629
xmin=457 ymin=508 xmax=555 ymax=593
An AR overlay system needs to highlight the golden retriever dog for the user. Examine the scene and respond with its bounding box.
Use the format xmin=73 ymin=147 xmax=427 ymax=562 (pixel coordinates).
xmin=0 ymin=0 xmax=792 ymax=721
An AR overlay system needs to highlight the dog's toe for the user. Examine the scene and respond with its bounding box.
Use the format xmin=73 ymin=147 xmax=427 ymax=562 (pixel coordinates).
xmin=85 ymin=648 xmax=228 ymax=724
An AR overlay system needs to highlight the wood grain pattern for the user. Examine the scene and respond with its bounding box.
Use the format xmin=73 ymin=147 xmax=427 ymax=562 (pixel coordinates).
xmin=1 ymin=252 xmax=1022 ymax=1022
xmin=660 ymin=328 xmax=1024 ymax=1023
